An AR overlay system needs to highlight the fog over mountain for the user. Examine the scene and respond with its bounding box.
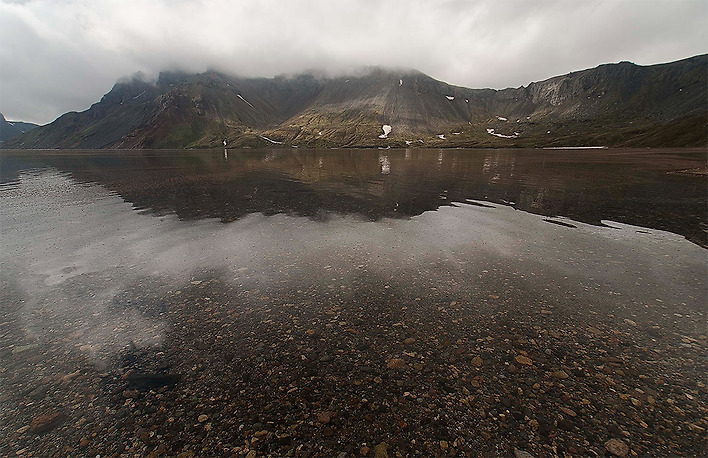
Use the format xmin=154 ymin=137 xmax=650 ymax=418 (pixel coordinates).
xmin=1 ymin=0 xmax=706 ymax=125
xmin=5 ymin=55 xmax=705 ymax=149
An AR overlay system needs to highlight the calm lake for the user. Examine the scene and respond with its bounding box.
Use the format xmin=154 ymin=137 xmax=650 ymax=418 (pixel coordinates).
xmin=1 ymin=148 xmax=706 ymax=457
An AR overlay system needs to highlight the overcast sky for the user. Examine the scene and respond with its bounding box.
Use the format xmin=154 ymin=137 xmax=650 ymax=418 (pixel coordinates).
xmin=1 ymin=0 xmax=705 ymax=125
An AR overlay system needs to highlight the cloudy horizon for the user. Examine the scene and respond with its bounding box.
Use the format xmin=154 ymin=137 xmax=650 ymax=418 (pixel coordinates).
xmin=1 ymin=0 xmax=706 ymax=125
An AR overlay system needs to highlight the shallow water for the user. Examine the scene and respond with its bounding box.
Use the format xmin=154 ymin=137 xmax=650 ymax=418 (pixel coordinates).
xmin=1 ymin=148 xmax=706 ymax=456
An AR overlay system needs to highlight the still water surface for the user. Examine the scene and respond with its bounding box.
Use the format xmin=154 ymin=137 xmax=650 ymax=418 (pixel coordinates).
xmin=1 ymin=148 xmax=706 ymax=456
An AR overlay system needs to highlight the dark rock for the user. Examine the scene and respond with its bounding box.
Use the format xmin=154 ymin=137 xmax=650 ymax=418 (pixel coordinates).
xmin=126 ymin=373 xmax=180 ymax=390
xmin=27 ymin=384 xmax=50 ymax=400
xmin=29 ymin=412 xmax=67 ymax=434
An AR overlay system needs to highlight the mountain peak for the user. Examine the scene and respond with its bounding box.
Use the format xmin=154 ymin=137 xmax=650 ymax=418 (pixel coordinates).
xmin=0 ymin=113 xmax=40 ymax=142
xmin=4 ymin=55 xmax=706 ymax=149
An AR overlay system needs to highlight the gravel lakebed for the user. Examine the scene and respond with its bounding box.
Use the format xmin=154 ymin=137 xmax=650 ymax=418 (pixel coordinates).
xmin=2 ymin=263 xmax=706 ymax=457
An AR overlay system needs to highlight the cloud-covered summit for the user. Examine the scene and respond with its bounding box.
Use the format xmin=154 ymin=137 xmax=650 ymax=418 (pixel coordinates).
xmin=1 ymin=0 xmax=706 ymax=124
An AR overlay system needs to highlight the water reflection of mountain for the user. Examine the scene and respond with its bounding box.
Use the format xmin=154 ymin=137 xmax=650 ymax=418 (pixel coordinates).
xmin=2 ymin=148 xmax=706 ymax=246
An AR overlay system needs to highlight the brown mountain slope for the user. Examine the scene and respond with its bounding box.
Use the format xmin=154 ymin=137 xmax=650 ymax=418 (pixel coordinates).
xmin=4 ymin=54 xmax=706 ymax=149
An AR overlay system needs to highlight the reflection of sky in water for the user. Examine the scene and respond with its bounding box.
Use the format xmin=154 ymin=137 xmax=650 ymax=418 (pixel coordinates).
xmin=3 ymin=148 xmax=705 ymax=247
xmin=1 ymin=168 xmax=705 ymax=365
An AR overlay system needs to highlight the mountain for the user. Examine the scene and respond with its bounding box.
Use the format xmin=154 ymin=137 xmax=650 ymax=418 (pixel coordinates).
xmin=4 ymin=55 xmax=706 ymax=149
xmin=0 ymin=113 xmax=39 ymax=142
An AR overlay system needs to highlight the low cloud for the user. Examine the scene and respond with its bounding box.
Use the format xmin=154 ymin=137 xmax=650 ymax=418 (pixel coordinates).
xmin=1 ymin=0 xmax=706 ymax=124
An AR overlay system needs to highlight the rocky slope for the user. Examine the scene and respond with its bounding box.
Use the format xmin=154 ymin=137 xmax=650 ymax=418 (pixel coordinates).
xmin=5 ymin=54 xmax=706 ymax=149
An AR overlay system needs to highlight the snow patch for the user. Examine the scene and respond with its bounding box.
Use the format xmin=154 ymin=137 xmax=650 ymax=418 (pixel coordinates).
xmin=405 ymin=140 xmax=413 ymax=145
xmin=437 ymin=134 xmax=446 ymax=140
xmin=446 ymin=95 xmax=455 ymax=101
xmin=465 ymin=99 xmax=469 ymax=103
xmin=543 ymin=146 xmax=608 ymax=150
xmin=7 ymin=121 xmax=14 ymax=126
xmin=452 ymin=132 xmax=462 ymax=135
xmin=378 ymin=124 xmax=392 ymax=139
xmin=399 ymin=79 xmax=403 ymax=86
xmin=260 ymin=135 xmax=283 ymax=144
xmin=133 ymin=91 xmax=146 ymax=100
xmin=496 ymin=116 xmax=507 ymax=121
xmin=486 ymin=128 xmax=519 ymax=139
xmin=237 ymin=94 xmax=254 ymax=108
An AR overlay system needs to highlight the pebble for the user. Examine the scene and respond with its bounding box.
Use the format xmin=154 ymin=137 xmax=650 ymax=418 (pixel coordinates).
xmin=403 ymin=337 xmax=416 ymax=345
xmin=198 ymin=414 xmax=208 ymax=423
xmin=387 ymin=358 xmax=406 ymax=369
xmin=317 ymin=411 xmax=332 ymax=424
xmin=515 ymin=355 xmax=533 ymax=366
xmin=61 ymin=370 xmax=81 ymax=383
xmin=514 ymin=449 xmax=536 ymax=458
xmin=27 ymin=384 xmax=50 ymax=400
xmin=29 ymin=412 xmax=67 ymax=434
xmin=471 ymin=356 xmax=483 ymax=367
xmin=360 ymin=445 xmax=370 ymax=456
xmin=605 ymin=438 xmax=630 ymax=457
xmin=11 ymin=344 xmax=38 ymax=354
xmin=373 ymin=442 xmax=389 ymax=458
xmin=551 ymin=370 xmax=569 ymax=379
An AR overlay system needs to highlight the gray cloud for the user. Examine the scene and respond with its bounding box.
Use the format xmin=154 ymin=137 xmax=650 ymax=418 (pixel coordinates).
xmin=1 ymin=0 xmax=705 ymax=124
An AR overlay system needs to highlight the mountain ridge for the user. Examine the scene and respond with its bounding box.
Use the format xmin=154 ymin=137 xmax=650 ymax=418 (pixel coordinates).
xmin=4 ymin=54 xmax=706 ymax=149
xmin=0 ymin=113 xmax=39 ymax=142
